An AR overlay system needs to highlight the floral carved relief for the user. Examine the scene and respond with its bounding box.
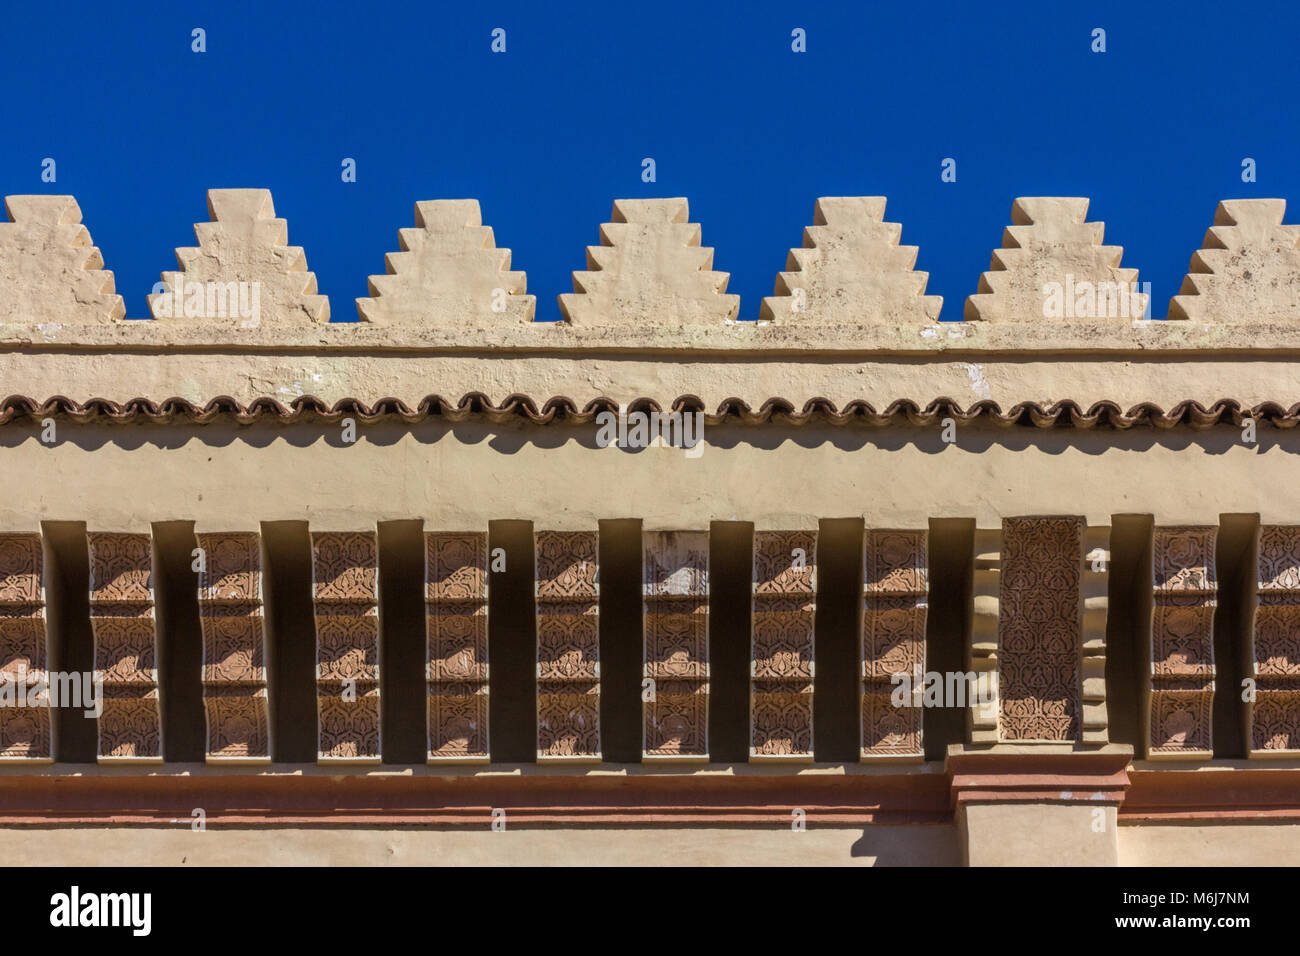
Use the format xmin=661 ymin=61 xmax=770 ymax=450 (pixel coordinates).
xmin=1149 ymin=526 xmax=1217 ymax=757
xmin=0 ymin=534 xmax=50 ymax=761
xmin=426 ymin=532 xmax=488 ymax=761
xmin=998 ymin=517 xmax=1082 ymax=742
xmin=311 ymin=531 xmax=380 ymax=761
xmin=862 ymin=530 xmax=927 ymax=758
xmin=197 ymin=532 xmax=269 ymax=761
xmin=1250 ymin=526 xmax=1300 ymax=754
xmin=643 ymin=531 xmax=709 ymax=759
xmin=87 ymin=532 xmax=161 ymax=762
xmin=535 ymin=531 xmax=600 ymax=760
xmin=751 ymin=530 xmax=816 ymax=760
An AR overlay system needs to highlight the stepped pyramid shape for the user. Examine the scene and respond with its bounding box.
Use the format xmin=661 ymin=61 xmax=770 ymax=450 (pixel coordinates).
xmin=149 ymin=189 xmax=329 ymax=324
xmin=1169 ymin=199 xmax=1300 ymax=322
xmin=965 ymin=197 xmax=1148 ymax=322
xmin=356 ymin=200 xmax=534 ymax=324
xmin=0 ymin=195 xmax=125 ymax=323
xmin=760 ymin=197 xmax=941 ymax=322
xmin=558 ymin=198 xmax=739 ymax=324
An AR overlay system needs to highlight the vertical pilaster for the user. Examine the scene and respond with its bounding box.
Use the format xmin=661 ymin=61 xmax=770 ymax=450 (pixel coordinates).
xmin=87 ymin=532 xmax=162 ymax=763
xmin=425 ymin=532 xmax=489 ymax=763
xmin=642 ymin=531 xmax=709 ymax=761
xmin=0 ymin=534 xmax=51 ymax=762
xmin=311 ymin=531 xmax=380 ymax=763
xmin=861 ymin=529 xmax=927 ymax=761
xmin=1147 ymin=526 xmax=1217 ymax=759
xmin=968 ymin=529 xmax=1002 ymax=745
xmin=750 ymin=530 xmax=816 ymax=762
xmin=196 ymin=532 xmax=270 ymax=763
xmin=1081 ymin=526 xmax=1111 ymax=745
xmin=1248 ymin=525 xmax=1300 ymax=755
xmin=535 ymin=530 xmax=600 ymax=762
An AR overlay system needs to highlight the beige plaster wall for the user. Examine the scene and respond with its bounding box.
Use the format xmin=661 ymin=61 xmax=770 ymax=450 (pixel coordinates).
xmin=2 ymin=321 xmax=1299 ymax=410
xmin=0 ymin=825 xmax=959 ymax=866
xmin=0 ymin=421 xmax=1293 ymax=532
xmin=5 ymin=349 xmax=1300 ymax=410
xmin=1118 ymin=823 xmax=1300 ymax=866
xmin=961 ymin=803 xmax=1119 ymax=866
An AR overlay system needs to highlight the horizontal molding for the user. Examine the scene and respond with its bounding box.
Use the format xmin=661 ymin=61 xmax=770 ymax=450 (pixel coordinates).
xmin=0 ymin=761 xmax=1294 ymax=826
xmin=7 ymin=320 xmax=1300 ymax=354
xmin=0 ymin=394 xmax=1295 ymax=430
xmin=1123 ymin=767 xmax=1300 ymax=821
xmin=0 ymin=766 xmax=951 ymax=826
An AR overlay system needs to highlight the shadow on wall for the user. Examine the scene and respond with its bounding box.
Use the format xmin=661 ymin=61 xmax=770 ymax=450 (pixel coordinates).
xmin=0 ymin=419 xmax=1289 ymax=458
xmin=849 ymin=824 xmax=961 ymax=866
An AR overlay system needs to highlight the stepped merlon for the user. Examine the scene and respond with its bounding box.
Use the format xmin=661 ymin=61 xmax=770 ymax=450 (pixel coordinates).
xmin=1169 ymin=199 xmax=1300 ymax=322
xmin=760 ymin=197 xmax=941 ymax=323
xmin=149 ymin=188 xmax=329 ymax=324
xmin=356 ymin=200 xmax=534 ymax=324
xmin=558 ymin=198 xmax=739 ymax=324
xmin=0 ymin=195 xmax=125 ymax=323
xmin=964 ymin=197 xmax=1147 ymax=322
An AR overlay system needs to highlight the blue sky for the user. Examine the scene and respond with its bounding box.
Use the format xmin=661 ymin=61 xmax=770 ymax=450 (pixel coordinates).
xmin=3 ymin=0 xmax=1296 ymax=320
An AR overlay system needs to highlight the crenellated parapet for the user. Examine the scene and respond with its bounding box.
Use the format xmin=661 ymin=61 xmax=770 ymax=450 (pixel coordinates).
xmin=1 ymin=188 xmax=1300 ymax=415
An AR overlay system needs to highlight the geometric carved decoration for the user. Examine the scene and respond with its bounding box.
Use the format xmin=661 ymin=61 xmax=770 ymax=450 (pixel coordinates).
xmin=311 ymin=531 xmax=380 ymax=763
xmin=751 ymin=530 xmax=816 ymax=762
xmin=196 ymin=532 xmax=270 ymax=763
xmin=0 ymin=195 xmax=125 ymax=323
xmin=861 ymin=529 xmax=927 ymax=761
xmin=965 ymin=197 xmax=1148 ymax=322
xmin=535 ymin=531 xmax=600 ymax=762
xmin=0 ymin=534 xmax=52 ymax=762
xmin=1248 ymin=526 xmax=1300 ymax=756
xmin=357 ymin=200 xmax=535 ymax=325
xmin=558 ymin=199 xmax=740 ymax=325
xmin=86 ymin=532 xmax=162 ymax=763
xmin=642 ymin=531 xmax=709 ymax=762
xmin=425 ymin=531 xmax=489 ymax=763
xmin=760 ymin=197 xmax=942 ymax=323
xmin=1147 ymin=526 xmax=1217 ymax=759
xmin=997 ymin=517 xmax=1083 ymax=742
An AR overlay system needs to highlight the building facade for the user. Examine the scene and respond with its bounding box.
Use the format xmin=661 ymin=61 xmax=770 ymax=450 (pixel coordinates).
xmin=0 ymin=190 xmax=1297 ymax=865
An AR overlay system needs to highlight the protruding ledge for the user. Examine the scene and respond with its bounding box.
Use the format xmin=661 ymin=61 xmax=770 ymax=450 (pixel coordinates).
xmin=946 ymin=743 xmax=1134 ymax=806
xmin=9 ymin=318 xmax=1300 ymax=354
